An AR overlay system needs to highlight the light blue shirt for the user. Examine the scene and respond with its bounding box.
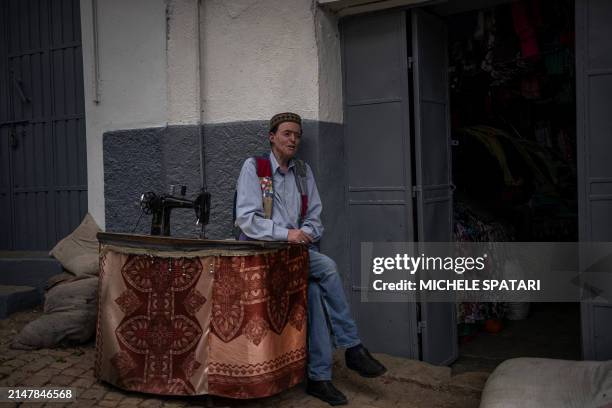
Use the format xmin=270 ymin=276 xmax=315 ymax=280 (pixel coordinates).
xmin=235 ymin=151 xmax=324 ymax=242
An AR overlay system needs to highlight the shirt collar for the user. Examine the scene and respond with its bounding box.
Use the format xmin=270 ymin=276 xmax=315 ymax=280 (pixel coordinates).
xmin=269 ymin=151 xmax=295 ymax=174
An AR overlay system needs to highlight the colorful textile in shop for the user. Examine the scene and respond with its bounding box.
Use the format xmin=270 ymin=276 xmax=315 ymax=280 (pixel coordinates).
xmin=454 ymin=202 xmax=513 ymax=324
xmin=512 ymin=0 xmax=541 ymax=59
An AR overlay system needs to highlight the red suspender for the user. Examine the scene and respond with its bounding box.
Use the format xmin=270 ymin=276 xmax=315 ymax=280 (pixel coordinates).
xmin=254 ymin=156 xmax=308 ymax=224
xmin=255 ymin=157 xmax=272 ymax=178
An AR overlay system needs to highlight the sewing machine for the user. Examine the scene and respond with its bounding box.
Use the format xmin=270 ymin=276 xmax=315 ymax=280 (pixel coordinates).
xmin=140 ymin=185 xmax=211 ymax=236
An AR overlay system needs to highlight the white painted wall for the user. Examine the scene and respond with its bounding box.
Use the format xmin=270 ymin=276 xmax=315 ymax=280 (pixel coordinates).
xmin=80 ymin=0 xmax=167 ymax=229
xmin=201 ymin=0 xmax=320 ymax=123
xmin=80 ymin=0 xmax=201 ymax=229
xmin=167 ymin=0 xmax=201 ymax=125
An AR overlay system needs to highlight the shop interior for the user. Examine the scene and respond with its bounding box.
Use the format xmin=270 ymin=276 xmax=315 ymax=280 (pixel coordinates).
xmin=435 ymin=0 xmax=581 ymax=371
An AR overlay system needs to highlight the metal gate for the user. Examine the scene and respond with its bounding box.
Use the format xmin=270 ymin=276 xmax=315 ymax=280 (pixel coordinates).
xmin=342 ymin=10 xmax=420 ymax=359
xmin=411 ymin=9 xmax=457 ymax=365
xmin=576 ymin=0 xmax=612 ymax=360
xmin=0 ymin=0 xmax=87 ymax=250
xmin=341 ymin=9 xmax=456 ymax=363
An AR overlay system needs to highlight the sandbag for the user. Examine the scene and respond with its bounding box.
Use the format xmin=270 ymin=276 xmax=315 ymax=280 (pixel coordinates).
xmin=49 ymin=213 xmax=101 ymax=276
xmin=480 ymin=357 xmax=612 ymax=408
xmin=11 ymin=276 xmax=98 ymax=350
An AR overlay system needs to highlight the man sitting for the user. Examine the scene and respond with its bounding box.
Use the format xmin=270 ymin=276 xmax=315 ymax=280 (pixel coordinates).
xmin=234 ymin=112 xmax=387 ymax=406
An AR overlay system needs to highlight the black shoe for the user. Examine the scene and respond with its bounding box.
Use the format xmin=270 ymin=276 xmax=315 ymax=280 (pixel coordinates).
xmin=306 ymin=379 xmax=348 ymax=406
xmin=345 ymin=345 xmax=387 ymax=378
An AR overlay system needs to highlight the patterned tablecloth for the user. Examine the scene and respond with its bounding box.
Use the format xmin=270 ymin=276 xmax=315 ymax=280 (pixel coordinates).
xmin=94 ymin=234 xmax=309 ymax=399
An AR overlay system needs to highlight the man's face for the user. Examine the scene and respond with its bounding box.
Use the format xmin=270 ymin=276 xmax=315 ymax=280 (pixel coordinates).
xmin=269 ymin=121 xmax=302 ymax=161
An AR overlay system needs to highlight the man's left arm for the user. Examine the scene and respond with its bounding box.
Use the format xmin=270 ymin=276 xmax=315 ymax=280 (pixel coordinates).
xmin=300 ymin=164 xmax=324 ymax=242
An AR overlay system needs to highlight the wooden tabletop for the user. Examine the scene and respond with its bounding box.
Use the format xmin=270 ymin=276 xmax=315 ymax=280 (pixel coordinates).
xmin=97 ymin=232 xmax=296 ymax=252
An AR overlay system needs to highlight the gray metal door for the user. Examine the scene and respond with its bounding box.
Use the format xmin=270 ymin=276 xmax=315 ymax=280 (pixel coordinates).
xmin=342 ymin=10 xmax=420 ymax=358
xmin=576 ymin=0 xmax=612 ymax=360
xmin=411 ymin=10 xmax=457 ymax=365
xmin=0 ymin=0 xmax=87 ymax=250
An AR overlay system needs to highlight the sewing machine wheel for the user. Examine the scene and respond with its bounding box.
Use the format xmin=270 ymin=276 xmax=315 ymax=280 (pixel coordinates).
xmin=140 ymin=191 xmax=157 ymax=215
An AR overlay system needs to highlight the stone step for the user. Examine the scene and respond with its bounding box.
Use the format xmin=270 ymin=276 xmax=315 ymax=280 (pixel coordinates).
xmin=0 ymin=251 xmax=63 ymax=294
xmin=0 ymin=284 xmax=40 ymax=319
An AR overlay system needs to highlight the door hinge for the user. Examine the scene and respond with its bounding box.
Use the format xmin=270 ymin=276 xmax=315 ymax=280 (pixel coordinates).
xmin=412 ymin=185 xmax=422 ymax=198
xmin=417 ymin=321 xmax=427 ymax=333
xmin=408 ymin=56 xmax=414 ymax=70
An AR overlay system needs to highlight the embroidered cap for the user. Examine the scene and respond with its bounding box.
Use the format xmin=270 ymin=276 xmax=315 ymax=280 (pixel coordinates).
xmin=269 ymin=112 xmax=302 ymax=132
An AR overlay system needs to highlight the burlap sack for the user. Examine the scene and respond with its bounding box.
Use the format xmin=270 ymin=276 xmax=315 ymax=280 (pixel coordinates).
xmin=49 ymin=213 xmax=101 ymax=276
xmin=11 ymin=276 xmax=98 ymax=350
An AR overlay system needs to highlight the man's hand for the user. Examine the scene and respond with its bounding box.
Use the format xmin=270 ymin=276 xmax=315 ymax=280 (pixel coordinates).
xmin=288 ymin=229 xmax=313 ymax=244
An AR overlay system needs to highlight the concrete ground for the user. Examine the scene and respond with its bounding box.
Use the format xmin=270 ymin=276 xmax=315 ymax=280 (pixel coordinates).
xmin=0 ymin=309 xmax=485 ymax=408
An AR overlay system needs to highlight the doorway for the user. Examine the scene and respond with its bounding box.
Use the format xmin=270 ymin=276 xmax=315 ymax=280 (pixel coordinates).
xmin=339 ymin=0 xmax=599 ymax=367
xmin=430 ymin=0 xmax=582 ymax=371
xmin=0 ymin=0 xmax=87 ymax=250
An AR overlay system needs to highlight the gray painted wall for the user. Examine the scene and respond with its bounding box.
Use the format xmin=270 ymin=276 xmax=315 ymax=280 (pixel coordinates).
xmin=104 ymin=126 xmax=201 ymax=237
xmin=103 ymin=121 xmax=348 ymax=277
